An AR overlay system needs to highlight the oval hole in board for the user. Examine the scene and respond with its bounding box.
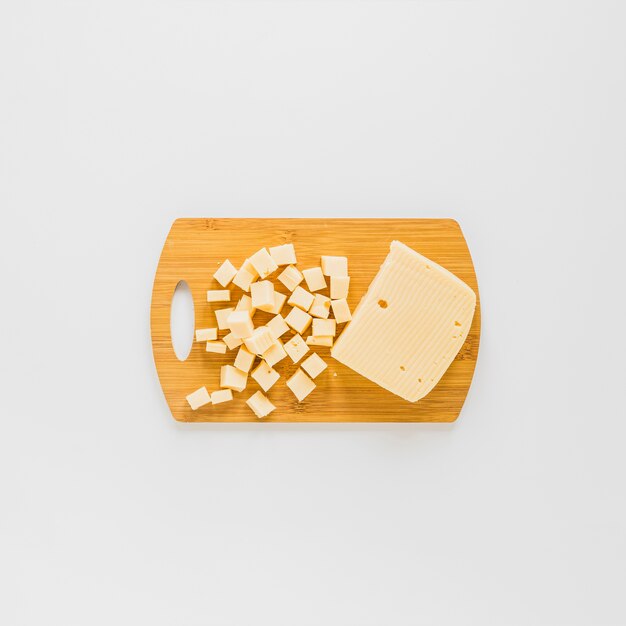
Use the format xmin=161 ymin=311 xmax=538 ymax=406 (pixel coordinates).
xmin=170 ymin=280 xmax=195 ymax=361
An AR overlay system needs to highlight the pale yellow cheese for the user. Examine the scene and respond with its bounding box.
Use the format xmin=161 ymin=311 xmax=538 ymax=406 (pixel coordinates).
xmin=284 ymin=334 xmax=309 ymax=363
xmin=205 ymin=340 xmax=227 ymax=354
xmin=312 ymin=318 xmax=336 ymax=338
xmin=213 ymin=260 xmax=237 ymax=287
xmin=330 ymin=276 xmax=350 ymax=300
xmin=227 ymin=310 xmax=255 ymax=339
xmin=284 ymin=306 xmax=312 ymax=334
xmin=269 ymin=243 xmax=297 ymax=266
xmin=220 ymin=365 xmax=248 ymax=392
xmin=186 ymin=386 xmax=211 ymax=410
xmin=235 ymin=294 xmax=257 ymax=317
xmin=277 ymin=265 xmax=304 ymax=292
xmin=232 ymin=260 xmax=257 ymax=292
xmin=246 ymin=391 xmax=276 ymax=418
xmin=243 ymin=326 xmax=274 ymax=355
xmin=195 ymin=328 xmax=218 ymax=342
xmin=287 ymin=286 xmax=314 ymax=312
xmin=234 ymin=346 xmax=256 ymax=373
xmin=330 ymin=299 xmax=352 ymax=324
xmin=331 ymin=240 xmax=476 ymax=403
xmin=321 ymin=255 xmax=348 ymax=277
xmin=266 ymin=314 xmax=289 ymax=340
xmin=241 ymin=258 xmax=259 ymax=279
xmin=210 ymin=389 xmax=233 ymax=405
xmin=249 ymin=248 xmax=278 ymax=279
xmin=301 ymin=352 xmax=327 ymax=379
xmin=286 ymin=369 xmax=316 ymax=401
xmin=206 ymin=289 xmax=231 ymax=303
xmin=250 ymin=280 xmax=275 ymax=309
xmin=215 ymin=307 xmax=235 ymax=330
xmin=223 ymin=332 xmax=244 ymax=350
xmin=256 ymin=291 xmax=287 ymax=315
xmin=251 ymin=360 xmax=280 ymax=392
xmin=306 ymin=335 xmax=333 ymax=347
xmin=309 ymin=294 xmax=331 ymax=319
xmin=302 ymin=267 xmax=327 ymax=292
xmin=262 ymin=339 xmax=288 ymax=367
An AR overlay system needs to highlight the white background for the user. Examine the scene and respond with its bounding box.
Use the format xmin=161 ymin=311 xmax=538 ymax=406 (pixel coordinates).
xmin=1 ymin=2 xmax=625 ymax=625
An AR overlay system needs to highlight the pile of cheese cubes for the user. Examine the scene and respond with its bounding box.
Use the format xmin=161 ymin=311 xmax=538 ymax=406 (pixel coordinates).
xmin=185 ymin=243 xmax=352 ymax=418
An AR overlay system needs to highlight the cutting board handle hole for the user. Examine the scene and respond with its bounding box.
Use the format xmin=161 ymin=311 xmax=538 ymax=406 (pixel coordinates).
xmin=170 ymin=280 xmax=194 ymax=361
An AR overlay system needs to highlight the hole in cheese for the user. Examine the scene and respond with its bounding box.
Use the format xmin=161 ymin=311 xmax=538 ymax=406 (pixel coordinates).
xmin=378 ymin=299 xmax=388 ymax=309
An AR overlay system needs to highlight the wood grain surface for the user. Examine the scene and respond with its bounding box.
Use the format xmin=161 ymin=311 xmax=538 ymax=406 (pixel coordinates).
xmin=151 ymin=218 xmax=481 ymax=422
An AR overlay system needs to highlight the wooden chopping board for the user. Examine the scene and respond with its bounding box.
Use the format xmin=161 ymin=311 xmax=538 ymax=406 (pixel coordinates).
xmin=151 ymin=218 xmax=481 ymax=422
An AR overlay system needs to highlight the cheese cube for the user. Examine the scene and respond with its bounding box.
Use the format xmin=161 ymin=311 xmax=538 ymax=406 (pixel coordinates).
xmin=277 ymin=265 xmax=304 ymax=292
xmin=241 ymin=258 xmax=259 ymax=279
xmin=210 ymin=388 xmax=233 ymax=405
xmin=284 ymin=306 xmax=312 ymax=334
xmin=232 ymin=260 xmax=257 ymax=292
xmin=250 ymin=280 xmax=274 ymax=309
xmin=220 ymin=365 xmax=248 ymax=392
xmin=186 ymin=386 xmax=211 ymax=410
xmin=309 ymin=294 xmax=331 ymax=319
xmin=195 ymin=328 xmax=218 ymax=342
xmin=321 ymin=255 xmax=348 ymax=277
xmin=256 ymin=290 xmax=287 ymax=315
xmin=306 ymin=335 xmax=333 ymax=347
xmin=215 ymin=307 xmax=235 ymax=330
xmin=331 ymin=240 xmax=476 ymax=403
xmin=302 ymin=267 xmax=327 ymax=292
xmin=287 ymin=286 xmax=314 ymax=311
xmin=206 ymin=340 xmax=227 ymax=354
xmin=249 ymin=248 xmax=278 ymax=279
xmin=330 ymin=276 xmax=350 ymax=300
xmin=269 ymin=243 xmax=297 ymax=266
xmin=234 ymin=346 xmax=256 ymax=373
xmin=223 ymin=332 xmax=244 ymax=350
xmin=312 ymin=318 xmax=336 ymax=338
xmin=213 ymin=259 xmax=238 ymax=287
xmin=284 ymin=334 xmax=309 ymax=363
xmin=286 ymin=369 xmax=316 ymax=402
xmin=243 ymin=326 xmax=274 ymax=355
xmin=227 ymin=310 xmax=255 ymax=339
xmin=266 ymin=314 xmax=290 ymax=340
xmin=206 ymin=289 xmax=231 ymax=303
xmin=246 ymin=391 xmax=276 ymax=419
xmin=301 ymin=352 xmax=328 ymax=379
xmin=262 ymin=339 xmax=288 ymax=367
xmin=235 ymin=294 xmax=257 ymax=317
xmin=251 ymin=360 xmax=280 ymax=392
xmin=330 ymin=299 xmax=352 ymax=324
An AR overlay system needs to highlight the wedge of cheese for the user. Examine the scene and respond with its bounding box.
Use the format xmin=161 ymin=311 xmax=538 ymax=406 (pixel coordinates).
xmin=331 ymin=241 xmax=476 ymax=403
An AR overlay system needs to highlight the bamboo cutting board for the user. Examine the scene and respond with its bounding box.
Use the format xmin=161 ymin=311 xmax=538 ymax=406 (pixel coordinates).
xmin=151 ymin=218 xmax=481 ymax=422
